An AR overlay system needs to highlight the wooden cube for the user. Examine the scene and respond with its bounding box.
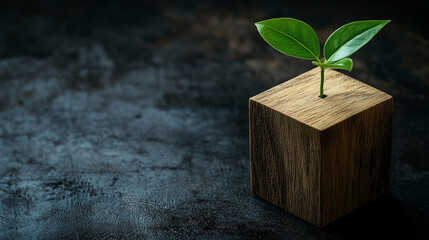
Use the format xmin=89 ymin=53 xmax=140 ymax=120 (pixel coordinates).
xmin=249 ymin=68 xmax=393 ymax=227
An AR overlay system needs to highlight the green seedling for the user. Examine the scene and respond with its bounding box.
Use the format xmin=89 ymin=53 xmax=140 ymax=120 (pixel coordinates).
xmin=255 ymin=18 xmax=390 ymax=98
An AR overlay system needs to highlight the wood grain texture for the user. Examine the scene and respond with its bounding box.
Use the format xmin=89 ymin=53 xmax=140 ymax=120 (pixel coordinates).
xmin=249 ymin=68 xmax=393 ymax=227
xmin=251 ymin=68 xmax=392 ymax=130
xmin=320 ymin=98 xmax=393 ymax=226
xmin=249 ymin=100 xmax=321 ymax=225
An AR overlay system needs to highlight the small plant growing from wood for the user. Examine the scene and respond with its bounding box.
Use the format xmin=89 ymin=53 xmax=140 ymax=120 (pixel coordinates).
xmin=255 ymin=18 xmax=390 ymax=98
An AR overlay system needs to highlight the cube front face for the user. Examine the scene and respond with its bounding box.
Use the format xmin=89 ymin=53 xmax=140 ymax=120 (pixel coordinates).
xmin=249 ymin=100 xmax=322 ymax=225
xmin=249 ymin=69 xmax=393 ymax=227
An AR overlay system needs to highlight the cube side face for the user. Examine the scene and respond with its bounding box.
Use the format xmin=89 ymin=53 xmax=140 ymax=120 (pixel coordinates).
xmin=320 ymin=98 xmax=393 ymax=226
xmin=249 ymin=99 xmax=322 ymax=226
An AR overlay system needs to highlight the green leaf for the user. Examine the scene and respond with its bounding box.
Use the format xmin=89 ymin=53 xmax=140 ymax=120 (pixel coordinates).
xmin=324 ymin=20 xmax=390 ymax=63
xmin=312 ymin=58 xmax=353 ymax=71
xmin=255 ymin=18 xmax=320 ymax=60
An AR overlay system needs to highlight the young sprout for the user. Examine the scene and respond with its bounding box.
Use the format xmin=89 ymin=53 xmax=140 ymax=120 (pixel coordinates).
xmin=255 ymin=18 xmax=390 ymax=98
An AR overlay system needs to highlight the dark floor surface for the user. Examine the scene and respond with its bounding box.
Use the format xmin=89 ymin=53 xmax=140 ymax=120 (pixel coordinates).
xmin=0 ymin=0 xmax=428 ymax=239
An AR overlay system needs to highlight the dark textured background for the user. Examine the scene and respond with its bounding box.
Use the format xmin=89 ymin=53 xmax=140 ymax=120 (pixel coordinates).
xmin=0 ymin=0 xmax=428 ymax=239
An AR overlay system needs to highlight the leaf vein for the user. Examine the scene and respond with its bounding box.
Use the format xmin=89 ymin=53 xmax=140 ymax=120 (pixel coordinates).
xmin=263 ymin=24 xmax=318 ymax=60
xmin=327 ymin=23 xmax=383 ymax=62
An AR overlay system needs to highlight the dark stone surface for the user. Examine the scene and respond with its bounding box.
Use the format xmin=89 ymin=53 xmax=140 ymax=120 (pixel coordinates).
xmin=0 ymin=1 xmax=428 ymax=239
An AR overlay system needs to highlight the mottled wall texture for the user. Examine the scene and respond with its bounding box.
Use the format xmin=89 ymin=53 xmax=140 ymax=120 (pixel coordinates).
xmin=0 ymin=0 xmax=428 ymax=239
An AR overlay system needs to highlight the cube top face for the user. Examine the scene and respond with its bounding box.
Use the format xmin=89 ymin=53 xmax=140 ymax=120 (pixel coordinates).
xmin=250 ymin=68 xmax=392 ymax=130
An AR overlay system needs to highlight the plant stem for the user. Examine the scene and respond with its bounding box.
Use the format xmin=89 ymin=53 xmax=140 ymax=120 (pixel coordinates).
xmin=319 ymin=67 xmax=325 ymax=98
